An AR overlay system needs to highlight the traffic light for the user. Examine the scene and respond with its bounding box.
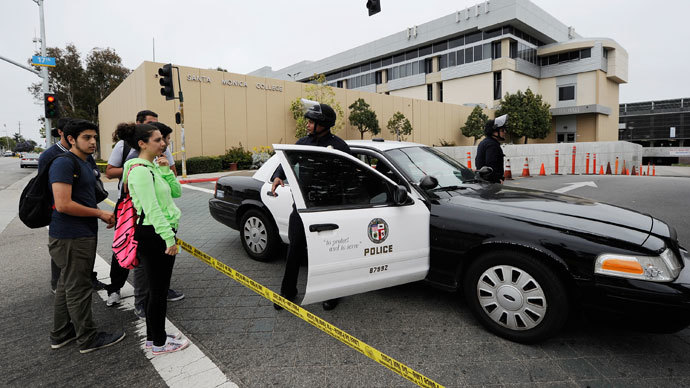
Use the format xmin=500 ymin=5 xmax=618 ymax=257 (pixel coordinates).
xmin=44 ymin=93 xmax=60 ymax=119
xmin=158 ymin=63 xmax=175 ymax=100
xmin=366 ymin=0 xmax=381 ymax=16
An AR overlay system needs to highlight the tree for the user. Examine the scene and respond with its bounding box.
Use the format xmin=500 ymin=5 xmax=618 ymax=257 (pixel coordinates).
xmin=495 ymin=88 xmax=552 ymax=144
xmin=387 ymin=111 xmax=412 ymax=141
xmin=28 ymin=44 xmax=130 ymax=124
xmin=289 ymin=74 xmax=345 ymax=138
xmin=348 ymin=98 xmax=380 ymax=140
xmin=1 ymin=136 xmax=17 ymax=151
xmin=14 ymin=139 xmax=37 ymax=153
xmin=461 ymin=105 xmax=489 ymax=145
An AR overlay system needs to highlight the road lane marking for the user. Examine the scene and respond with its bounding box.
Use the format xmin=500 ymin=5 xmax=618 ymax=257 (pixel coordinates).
xmin=92 ymin=253 xmax=237 ymax=388
xmin=181 ymin=184 xmax=215 ymax=194
xmin=553 ymin=181 xmax=598 ymax=193
xmin=99 ymin=199 xmax=237 ymax=388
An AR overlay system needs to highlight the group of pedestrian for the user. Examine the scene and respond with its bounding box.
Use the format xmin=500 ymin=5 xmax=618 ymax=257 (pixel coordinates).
xmin=43 ymin=110 xmax=188 ymax=355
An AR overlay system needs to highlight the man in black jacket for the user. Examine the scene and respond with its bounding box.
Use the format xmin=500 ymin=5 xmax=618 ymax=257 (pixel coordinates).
xmin=475 ymin=114 xmax=508 ymax=184
xmin=271 ymin=102 xmax=350 ymax=311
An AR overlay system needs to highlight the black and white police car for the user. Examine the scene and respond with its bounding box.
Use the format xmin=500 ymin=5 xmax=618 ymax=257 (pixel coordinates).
xmin=209 ymin=140 xmax=690 ymax=343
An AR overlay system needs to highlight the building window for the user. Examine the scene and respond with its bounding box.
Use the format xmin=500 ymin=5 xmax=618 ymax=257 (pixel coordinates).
xmin=427 ymin=84 xmax=433 ymax=101
xmin=375 ymin=71 xmax=382 ymax=85
xmin=557 ymin=133 xmax=576 ymax=143
xmin=439 ymin=55 xmax=447 ymax=70
xmin=558 ymin=85 xmax=575 ymax=101
xmin=493 ymin=71 xmax=502 ymax=100
xmin=424 ymin=58 xmax=433 ymax=74
xmin=492 ymin=41 xmax=502 ymax=59
xmin=438 ymin=82 xmax=443 ymax=102
xmin=510 ymin=41 xmax=517 ymax=58
xmin=474 ymin=45 xmax=483 ymax=61
xmin=448 ymin=51 xmax=457 ymax=67
xmin=465 ymin=47 xmax=474 ymax=64
xmin=581 ymin=48 xmax=591 ymax=58
xmin=337 ymin=80 xmax=343 ymax=88
xmin=457 ymin=49 xmax=465 ymax=65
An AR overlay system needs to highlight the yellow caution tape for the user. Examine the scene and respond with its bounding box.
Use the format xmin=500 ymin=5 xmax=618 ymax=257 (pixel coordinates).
xmin=101 ymin=197 xmax=442 ymax=387
xmin=176 ymin=238 xmax=444 ymax=388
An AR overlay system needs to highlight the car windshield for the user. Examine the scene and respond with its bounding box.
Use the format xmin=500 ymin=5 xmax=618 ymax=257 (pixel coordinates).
xmin=384 ymin=146 xmax=475 ymax=188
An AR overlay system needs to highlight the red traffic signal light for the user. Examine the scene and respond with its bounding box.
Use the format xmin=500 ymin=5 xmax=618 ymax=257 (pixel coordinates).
xmin=44 ymin=93 xmax=60 ymax=119
xmin=158 ymin=64 xmax=175 ymax=100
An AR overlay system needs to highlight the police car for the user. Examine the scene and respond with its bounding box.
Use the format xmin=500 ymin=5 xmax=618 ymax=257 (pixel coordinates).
xmin=209 ymin=140 xmax=690 ymax=343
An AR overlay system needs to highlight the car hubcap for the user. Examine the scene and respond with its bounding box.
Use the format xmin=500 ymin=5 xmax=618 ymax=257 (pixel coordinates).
xmin=243 ymin=216 xmax=267 ymax=253
xmin=476 ymin=265 xmax=547 ymax=331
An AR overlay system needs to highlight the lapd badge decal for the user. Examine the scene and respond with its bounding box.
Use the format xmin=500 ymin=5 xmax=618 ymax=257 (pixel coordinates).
xmin=367 ymin=218 xmax=389 ymax=244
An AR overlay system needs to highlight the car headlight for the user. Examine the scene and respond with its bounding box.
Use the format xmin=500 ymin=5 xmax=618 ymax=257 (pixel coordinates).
xmin=595 ymin=248 xmax=682 ymax=282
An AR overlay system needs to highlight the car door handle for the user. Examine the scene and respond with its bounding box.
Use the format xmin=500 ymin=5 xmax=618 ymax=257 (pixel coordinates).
xmin=309 ymin=223 xmax=339 ymax=232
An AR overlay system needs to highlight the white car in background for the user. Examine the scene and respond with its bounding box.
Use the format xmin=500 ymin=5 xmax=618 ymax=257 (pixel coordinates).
xmin=19 ymin=153 xmax=40 ymax=168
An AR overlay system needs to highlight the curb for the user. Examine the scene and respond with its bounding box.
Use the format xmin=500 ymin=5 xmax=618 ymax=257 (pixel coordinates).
xmin=178 ymin=177 xmax=219 ymax=184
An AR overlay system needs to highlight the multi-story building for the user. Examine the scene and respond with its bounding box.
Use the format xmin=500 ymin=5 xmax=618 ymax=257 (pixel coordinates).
xmin=619 ymin=98 xmax=690 ymax=165
xmin=252 ymin=0 xmax=628 ymax=144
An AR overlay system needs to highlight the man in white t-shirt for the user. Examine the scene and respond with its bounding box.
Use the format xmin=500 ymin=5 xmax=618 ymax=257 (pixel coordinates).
xmin=103 ymin=110 xmax=184 ymax=317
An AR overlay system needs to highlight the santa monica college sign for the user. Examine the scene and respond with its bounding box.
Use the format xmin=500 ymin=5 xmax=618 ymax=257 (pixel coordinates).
xmin=186 ymin=74 xmax=283 ymax=92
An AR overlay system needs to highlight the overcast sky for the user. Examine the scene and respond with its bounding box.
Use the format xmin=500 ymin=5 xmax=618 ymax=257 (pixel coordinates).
xmin=2 ymin=0 xmax=688 ymax=144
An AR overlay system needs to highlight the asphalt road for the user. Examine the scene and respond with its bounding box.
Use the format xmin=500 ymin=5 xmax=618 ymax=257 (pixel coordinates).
xmin=0 ymin=156 xmax=34 ymax=190
xmin=2 ymin=170 xmax=690 ymax=387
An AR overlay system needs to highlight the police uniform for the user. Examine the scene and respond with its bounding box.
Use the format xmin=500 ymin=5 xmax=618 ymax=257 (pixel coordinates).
xmin=272 ymin=130 xmax=351 ymax=303
xmin=272 ymin=103 xmax=350 ymax=310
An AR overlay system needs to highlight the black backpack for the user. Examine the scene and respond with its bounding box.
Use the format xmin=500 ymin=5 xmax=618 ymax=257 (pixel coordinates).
xmin=19 ymin=153 xmax=80 ymax=228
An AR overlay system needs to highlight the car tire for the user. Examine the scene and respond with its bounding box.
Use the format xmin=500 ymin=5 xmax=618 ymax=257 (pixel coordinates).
xmin=239 ymin=208 xmax=278 ymax=262
xmin=463 ymin=250 xmax=569 ymax=343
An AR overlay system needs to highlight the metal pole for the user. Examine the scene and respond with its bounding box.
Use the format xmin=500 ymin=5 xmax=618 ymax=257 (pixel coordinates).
xmin=174 ymin=66 xmax=187 ymax=178
xmin=38 ymin=0 xmax=52 ymax=145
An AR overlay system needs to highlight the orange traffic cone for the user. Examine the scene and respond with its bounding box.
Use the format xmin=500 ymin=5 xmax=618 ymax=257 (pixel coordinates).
xmin=631 ymin=165 xmax=637 ymax=176
xmin=605 ymin=162 xmax=612 ymax=175
xmin=621 ymin=160 xmax=628 ymax=175
xmin=599 ymin=165 xmax=604 ymax=175
xmin=653 ymin=164 xmax=656 ymax=176
xmin=539 ymin=163 xmax=546 ymax=176
xmin=521 ymin=158 xmax=531 ymax=177
xmin=504 ymin=159 xmax=513 ymax=180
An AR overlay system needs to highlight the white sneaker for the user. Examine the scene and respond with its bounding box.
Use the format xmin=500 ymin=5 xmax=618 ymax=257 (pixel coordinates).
xmin=145 ymin=332 xmax=182 ymax=348
xmin=106 ymin=292 xmax=121 ymax=307
xmin=152 ymin=337 xmax=189 ymax=355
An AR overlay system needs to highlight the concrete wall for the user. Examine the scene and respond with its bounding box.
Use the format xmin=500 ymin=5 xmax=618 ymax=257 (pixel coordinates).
xmin=389 ymin=84 xmax=427 ymax=100
xmin=98 ymin=61 xmax=480 ymax=160
xmin=443 ymin=72 xmax=494 ymax=107
xmin=438 ymin=141 xmax=644 ymax=175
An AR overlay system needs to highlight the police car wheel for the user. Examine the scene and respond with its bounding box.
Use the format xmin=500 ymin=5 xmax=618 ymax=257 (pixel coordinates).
xmin=240 ymin=208 xmax=278 ymax=262
xmin=463 ymin=250 xmax=569 ymax=343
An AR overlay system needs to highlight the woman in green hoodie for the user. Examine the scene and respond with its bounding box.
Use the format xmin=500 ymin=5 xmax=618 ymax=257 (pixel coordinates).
xmin=114 ymin=122 xmax=188 ymax=355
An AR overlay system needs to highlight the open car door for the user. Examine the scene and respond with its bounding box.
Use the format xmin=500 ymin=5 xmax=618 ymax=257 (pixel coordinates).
xmin=273 ymin=144 xmax=430 ymax=305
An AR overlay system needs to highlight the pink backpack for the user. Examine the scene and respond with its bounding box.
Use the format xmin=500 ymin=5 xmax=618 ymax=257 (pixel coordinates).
xmin=112 ymin=164 xmax=152 ymax=269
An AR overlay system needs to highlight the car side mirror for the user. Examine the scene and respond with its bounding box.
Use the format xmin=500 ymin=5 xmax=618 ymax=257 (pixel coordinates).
xmin=475 ymin=166 xmax=493 ymax=181
xmin=419 ymin=175 xmax=438 ymax=190
xmin=393 ymin=185 xmax=409 ymax=205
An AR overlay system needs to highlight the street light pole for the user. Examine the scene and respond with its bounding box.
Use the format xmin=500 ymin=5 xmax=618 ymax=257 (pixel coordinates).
xmin=35 ymin=0 xmax=52 ymax=146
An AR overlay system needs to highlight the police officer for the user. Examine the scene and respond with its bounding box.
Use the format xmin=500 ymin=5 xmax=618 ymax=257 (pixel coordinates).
xmin=475 ymin=114 xmax=508 ymax=184
xmin=271 ymin=102 xmax=350 ymax=311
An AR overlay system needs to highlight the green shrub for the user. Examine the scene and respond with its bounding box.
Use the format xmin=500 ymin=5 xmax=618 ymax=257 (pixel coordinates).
xmin=183 ymin=156 xmax=223 ymax=174
xmin=223 ymin=144 xmax=252 ymax=170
